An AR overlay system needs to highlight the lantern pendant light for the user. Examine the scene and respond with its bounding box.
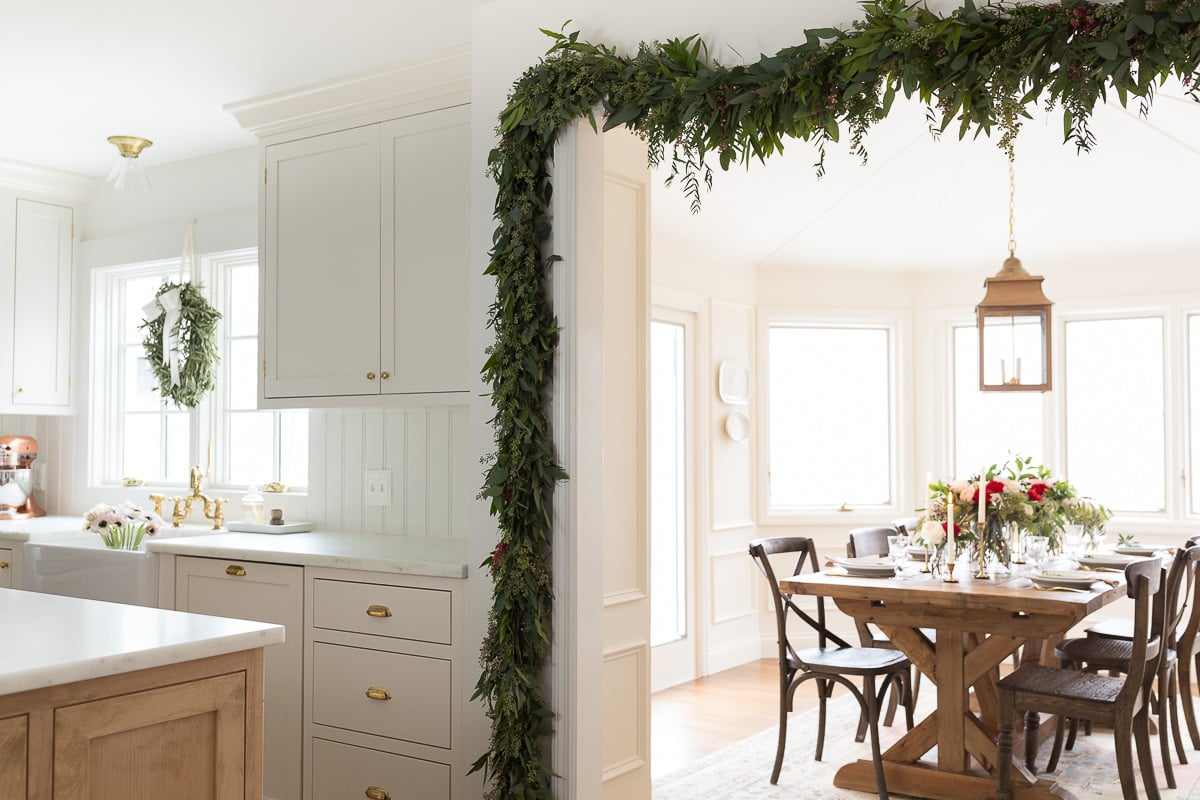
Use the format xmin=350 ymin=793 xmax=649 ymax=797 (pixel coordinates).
xmin=976 ymin=153 xmax=1053 ymax=392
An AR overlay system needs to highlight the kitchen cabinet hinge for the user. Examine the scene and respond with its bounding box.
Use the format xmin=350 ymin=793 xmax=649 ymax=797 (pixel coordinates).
xmin=263 ymin=168 xmax=267 ymax=185
xmin=262 ymin=359 xmax=267 ymax=378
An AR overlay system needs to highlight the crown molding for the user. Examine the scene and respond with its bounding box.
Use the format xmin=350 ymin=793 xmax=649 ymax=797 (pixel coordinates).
xmin=225 ymin=46 xmax=471 ymax=139
xmin=0 ymin=159 xmax=94 ymax=203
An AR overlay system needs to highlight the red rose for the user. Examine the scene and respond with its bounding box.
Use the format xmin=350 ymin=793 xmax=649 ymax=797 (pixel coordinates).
xmin=1028 ymin=482 xmax=1048 ymax=502
xmin=985 ymin=479 xmax=1005 ymax=504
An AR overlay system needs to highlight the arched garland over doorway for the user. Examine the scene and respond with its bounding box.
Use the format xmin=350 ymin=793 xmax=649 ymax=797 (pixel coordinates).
xmin=472 ymin=2 xmax=1200 ymax=797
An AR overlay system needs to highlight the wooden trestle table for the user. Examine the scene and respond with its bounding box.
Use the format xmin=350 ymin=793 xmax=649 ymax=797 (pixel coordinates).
xmin=779 ymin=568 xmax=1124 ymax=800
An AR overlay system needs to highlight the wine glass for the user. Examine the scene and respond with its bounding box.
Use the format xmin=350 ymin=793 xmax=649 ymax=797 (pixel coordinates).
xmin=1063 ymin=523 xmax=1085 ymax=556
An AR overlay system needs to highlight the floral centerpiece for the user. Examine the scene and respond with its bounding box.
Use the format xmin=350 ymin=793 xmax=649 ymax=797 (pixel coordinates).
xmin=83 ymin=502 xmax=165 ymax=550
xmin=919 ymin=455 xmax=1093 ymax=566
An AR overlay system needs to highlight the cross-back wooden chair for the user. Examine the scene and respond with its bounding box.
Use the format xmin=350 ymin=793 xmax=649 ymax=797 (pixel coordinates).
xmin=748 ymin=536 xmax=913 ymax=799
xmin=996 ymin=557 xmax=1167 ymax=800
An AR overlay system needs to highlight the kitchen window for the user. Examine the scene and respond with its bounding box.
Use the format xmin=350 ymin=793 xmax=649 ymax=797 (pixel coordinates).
xmin=90 ymin=249 xmax=307 ymax=490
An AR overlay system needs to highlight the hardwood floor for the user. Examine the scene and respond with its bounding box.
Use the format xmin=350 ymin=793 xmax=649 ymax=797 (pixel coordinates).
xmin=651 ymin=659 xmax=801 ymax=779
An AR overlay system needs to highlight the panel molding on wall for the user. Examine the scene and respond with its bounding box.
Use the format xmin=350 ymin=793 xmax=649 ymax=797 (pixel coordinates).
xmin=307 ymin=406 xmax=469 ymax=535
xmin=600 ymin=644 xmax=647 ymax=781
xmin=709 ymin=549 xmax=756 ymax=625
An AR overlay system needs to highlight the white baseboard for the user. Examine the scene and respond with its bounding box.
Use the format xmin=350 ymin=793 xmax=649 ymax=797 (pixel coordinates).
xmin=706 ymin=636 xmax=765 ymax=675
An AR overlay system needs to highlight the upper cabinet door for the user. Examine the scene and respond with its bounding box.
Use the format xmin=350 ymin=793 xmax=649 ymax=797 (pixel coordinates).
xmin=11 ymin=198 xmax=72 ymax=409
xmin=262 ymin=125 xmax=382 ymax=400
xmin=380 ymin=105 xmax=471 ymax=397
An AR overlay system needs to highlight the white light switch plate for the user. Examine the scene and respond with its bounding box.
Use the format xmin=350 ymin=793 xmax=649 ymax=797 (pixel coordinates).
xmin=365 ymin=469 xmax=392 ymax=507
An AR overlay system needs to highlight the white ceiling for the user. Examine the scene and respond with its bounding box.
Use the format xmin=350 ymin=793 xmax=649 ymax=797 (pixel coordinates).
xmin=3 ymin=0 xmax=1196 ymax=272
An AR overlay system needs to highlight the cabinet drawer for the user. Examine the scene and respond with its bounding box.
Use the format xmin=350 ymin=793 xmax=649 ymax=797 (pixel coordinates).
xmin=311 ymin=737 xmax=448 ymax=800
xmin=312 ymin=642 xmax=450 ymax=748
xmin=0 ymin=714 xmax=26 ymax=800
xmin=312 ymin=578 xmax=451 ymax=644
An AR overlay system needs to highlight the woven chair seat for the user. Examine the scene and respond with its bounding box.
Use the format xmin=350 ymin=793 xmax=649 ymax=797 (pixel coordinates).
xmin=1057 ymin=636 xmax=1135 ymax=671
xmin=1000 ymin=663 xmax=1125 ymax=708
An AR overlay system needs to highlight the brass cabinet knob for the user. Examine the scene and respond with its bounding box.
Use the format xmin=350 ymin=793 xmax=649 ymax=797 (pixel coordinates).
xmin=16 ymin=387 xmax=23 ymax=393
xmin=365 ymin=687 xmax=392 ymax=701
xmin=367 ymin=372 xmax=376 ymax=380
xmin=225 ymin=565 xmax=247 ymax=577
xmin=366 ymin=604 xmax=392 ymax=618
xmin=365 ymin=788 xmax=391 ymax=800
xmin=0 ymin=562 xmax=8 ymax=569
xmin=380 ymin=371 xmax=390 ymax=380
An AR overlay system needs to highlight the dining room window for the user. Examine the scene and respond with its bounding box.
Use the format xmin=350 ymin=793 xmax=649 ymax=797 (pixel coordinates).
xmin=766 ymin=321 xmax=895 ymax=511
xmin=1064 ymin=316 xmax=1165 ymax=513
xmin=951 ymin=324 xmax=1044 ymax=478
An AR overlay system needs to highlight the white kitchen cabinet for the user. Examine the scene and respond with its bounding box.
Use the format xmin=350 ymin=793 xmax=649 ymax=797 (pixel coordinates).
xmin=0 ymin=198 xmax=73 ymax=413
xmin=175 ymin=556 xmax=303 ymax=800
xmin=260 ymin=104 xmax=470 ymax=408
xmin=304 ymin=567 xmax=463 ymax=800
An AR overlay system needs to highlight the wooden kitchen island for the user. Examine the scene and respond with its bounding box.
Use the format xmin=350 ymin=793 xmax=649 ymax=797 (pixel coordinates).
xmin=0 ymin=587 xmax=283 ymax=799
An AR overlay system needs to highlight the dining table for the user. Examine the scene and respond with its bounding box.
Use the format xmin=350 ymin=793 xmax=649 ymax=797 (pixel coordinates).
xmin=779 ymin=564 xmax=1125 ymax=800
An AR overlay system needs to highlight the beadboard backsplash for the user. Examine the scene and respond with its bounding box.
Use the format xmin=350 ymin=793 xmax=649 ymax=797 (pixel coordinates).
xmin=305 ymin=407 xmax=471 ymax=537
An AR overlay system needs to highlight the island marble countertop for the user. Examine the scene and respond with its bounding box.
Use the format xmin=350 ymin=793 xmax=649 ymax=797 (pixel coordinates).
xmin=0 ymin=516 xmax=86 ymax=541
xmin=146 ymin=532 xmax=471 ymax=578
xmin=0 ymin=587 xmax=283 ymax=696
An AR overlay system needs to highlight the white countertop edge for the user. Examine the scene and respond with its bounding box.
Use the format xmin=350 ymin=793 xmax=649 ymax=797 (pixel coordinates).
xmin=0 ymin=589 xmax=285 ymax=696
xmin=146 ymin=533 xmax=471 ymax=579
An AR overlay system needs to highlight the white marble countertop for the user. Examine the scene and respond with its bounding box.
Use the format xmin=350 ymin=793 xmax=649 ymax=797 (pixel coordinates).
xmin=0 ymin=515 xmax=85 ymax=541
xmin=0 ymin=587 xmax=283 ymax=696
xmin=146 ymin=532 xmax=471 ymax=578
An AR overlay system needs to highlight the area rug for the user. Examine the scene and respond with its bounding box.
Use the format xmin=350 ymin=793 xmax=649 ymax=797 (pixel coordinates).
xmin=653 ymin=691 xmax=1200 ymax=800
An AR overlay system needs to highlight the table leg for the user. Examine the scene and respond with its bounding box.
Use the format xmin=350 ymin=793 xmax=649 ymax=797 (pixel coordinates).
xmin=937 ymin=629 xmax=969 ymax=772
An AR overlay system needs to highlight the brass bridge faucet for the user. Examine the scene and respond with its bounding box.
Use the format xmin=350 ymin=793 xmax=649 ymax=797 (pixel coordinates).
xmin=149 ymin=465 xmax=228 ymax=530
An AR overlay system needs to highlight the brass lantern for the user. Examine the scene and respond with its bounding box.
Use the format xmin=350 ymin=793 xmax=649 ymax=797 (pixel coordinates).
xmin=976 ymin=155 xmax=1053 ymax=392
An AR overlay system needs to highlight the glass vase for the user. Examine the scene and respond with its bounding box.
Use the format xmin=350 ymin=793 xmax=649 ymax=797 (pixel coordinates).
xmin=99 ymin=524 xmax=147 ymax=551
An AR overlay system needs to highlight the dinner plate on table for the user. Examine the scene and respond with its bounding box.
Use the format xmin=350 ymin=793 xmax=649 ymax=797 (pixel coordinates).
xmin=1114 ymin=544 xmax=1161 ymax=557
xmin=1076 ymin=552 xmax=1139 ymax=570
xmin=1029 ymin=569 xmax=1101 ymax=589
xmin=831 ymin=556 xmax=897 ymax=578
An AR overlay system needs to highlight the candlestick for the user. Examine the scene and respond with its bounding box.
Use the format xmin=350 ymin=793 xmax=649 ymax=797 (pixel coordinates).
xmin=947 ymin=490 xmax=955 ymax=556
xmin=1001 ymin=358 xmax=1007 ymax=384
xmin=1016 ymin=357 xmax=1022 ymax=383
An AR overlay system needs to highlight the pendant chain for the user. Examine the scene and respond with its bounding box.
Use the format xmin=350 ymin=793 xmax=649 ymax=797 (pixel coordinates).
xmin=1008 ymin=154 xmax=1017 ymax=259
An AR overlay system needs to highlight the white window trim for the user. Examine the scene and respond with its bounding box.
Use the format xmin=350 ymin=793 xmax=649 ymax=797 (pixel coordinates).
xmin=756 ymin=305 xmax=911 ymax=526
xmin=88 ymin=248 xmax=307 ymax=498
xmin=938 ymin=291 xmax=1200 ymax=536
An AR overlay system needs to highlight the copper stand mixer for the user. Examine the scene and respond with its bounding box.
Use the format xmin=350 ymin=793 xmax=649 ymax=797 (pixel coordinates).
xmin=0 ymin=435 xmax=46 ymax=519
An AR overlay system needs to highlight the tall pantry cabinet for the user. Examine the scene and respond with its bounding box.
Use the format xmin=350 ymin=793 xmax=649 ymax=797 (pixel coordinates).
xmin=258 ymin=103 xmax=470 ymax=407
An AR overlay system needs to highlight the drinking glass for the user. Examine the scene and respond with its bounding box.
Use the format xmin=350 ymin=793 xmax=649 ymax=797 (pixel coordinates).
xmin=1025 ymin=535 xmax=1049 ymax=570
xmin=1063 ymin=524 xmax=1084 ymax=556
xmin=889 ymin=533 xmax=910 ymax=577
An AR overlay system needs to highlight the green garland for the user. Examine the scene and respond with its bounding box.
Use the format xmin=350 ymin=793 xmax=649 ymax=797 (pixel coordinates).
xmin=140 ymin=281 xmax=222 ymax=409
xmin=474 ymin=2 xmax=1200 ymax=798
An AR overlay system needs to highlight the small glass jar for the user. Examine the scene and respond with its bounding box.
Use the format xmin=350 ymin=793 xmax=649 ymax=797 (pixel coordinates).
xmin=241 ymin=486 xmax=264 ymax=524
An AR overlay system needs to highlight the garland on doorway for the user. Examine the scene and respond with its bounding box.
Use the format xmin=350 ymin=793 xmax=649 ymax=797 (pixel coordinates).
xmin=473 ymin=2 xmax=1200 ymax=798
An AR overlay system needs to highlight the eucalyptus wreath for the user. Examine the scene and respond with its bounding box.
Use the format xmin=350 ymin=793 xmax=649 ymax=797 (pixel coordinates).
xmin=140 ymin=281 xmax=222 ymax=409
xmin=474 ymin=2 xmax=1200 ymax=798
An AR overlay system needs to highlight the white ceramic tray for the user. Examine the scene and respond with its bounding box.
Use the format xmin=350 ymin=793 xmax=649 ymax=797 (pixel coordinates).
xmin=224 ymin=521 xmax=313 ymax=534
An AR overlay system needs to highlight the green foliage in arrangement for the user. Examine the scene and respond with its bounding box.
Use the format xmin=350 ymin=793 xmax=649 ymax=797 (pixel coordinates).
xmin=140 ymin=281 xmax=222 ymax=409
xmin=475 ymin=3 xmax=1200 ymax=798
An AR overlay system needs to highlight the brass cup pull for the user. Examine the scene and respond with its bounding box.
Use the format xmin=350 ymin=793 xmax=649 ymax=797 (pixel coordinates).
xmin=365 ymin=687 xmax=392 ymax=701
xmin=366 ymin=604 xmax=392 ymax=618
xmin=365 ymin=788 xmax=391 ymax=800
xmin=16 ymin=387 xmax=23 ymax=393
xmin=380 ymin=371 xmax=390 ymax=380
xmin=225 ymin=565 xmax=247 ymax=577
xmin=0 ymin=562 xmax=8 ymax=569
xmin=367 ymin=372 xmax=376 ymax=380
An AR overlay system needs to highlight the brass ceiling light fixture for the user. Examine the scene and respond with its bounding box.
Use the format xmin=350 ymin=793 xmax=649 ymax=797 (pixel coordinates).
xmin=105 ymin=135 xmax=153 ymax=191
xmin=976 ymin=153 xmax=1053 ymax=392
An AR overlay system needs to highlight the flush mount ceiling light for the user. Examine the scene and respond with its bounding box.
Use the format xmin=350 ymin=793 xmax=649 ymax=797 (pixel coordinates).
xmin=106 ymin=135 xmax=153 ymax=190
xmin=976 ymin=152 xmax=1054 ymax=393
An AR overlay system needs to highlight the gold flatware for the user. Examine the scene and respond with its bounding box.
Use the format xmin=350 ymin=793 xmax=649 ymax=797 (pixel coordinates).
xmin=1080 ymin=566 xmax=1123 ymax=573
xmin=1033 ymin=585 xmax=1094 ymax=593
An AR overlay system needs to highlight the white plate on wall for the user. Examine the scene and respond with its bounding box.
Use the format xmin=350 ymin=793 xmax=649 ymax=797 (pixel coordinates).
xmin=718 ymin=361 xmax=749 ymax=405
xmin=724 ymin=412 xmax=751 ymax=443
